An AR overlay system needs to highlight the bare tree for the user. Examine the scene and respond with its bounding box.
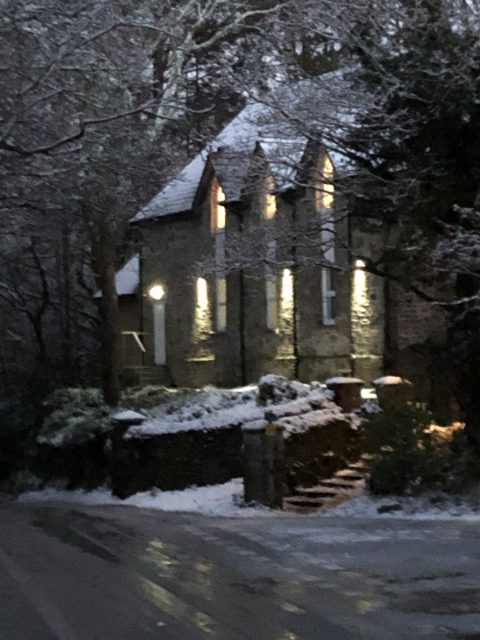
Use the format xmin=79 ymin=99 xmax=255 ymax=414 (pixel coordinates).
xmin=0 ymin=0 xmax=296 ymax=405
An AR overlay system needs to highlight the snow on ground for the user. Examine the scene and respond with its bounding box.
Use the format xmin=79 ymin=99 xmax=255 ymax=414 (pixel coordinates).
xmin=17 ymin=479 xmax=276 ymax=519
xmin=323 ymin=488 xmax=480 ymax=521
xmin=18 ymin=480 xmax=480 ymax=522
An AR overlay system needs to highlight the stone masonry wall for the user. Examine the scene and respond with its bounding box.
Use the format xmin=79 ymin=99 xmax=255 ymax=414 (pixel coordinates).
xmin=138 ymin=157 xmax=357 ymax=387
xmin=111 ymin=426 xmax=243 ymax=498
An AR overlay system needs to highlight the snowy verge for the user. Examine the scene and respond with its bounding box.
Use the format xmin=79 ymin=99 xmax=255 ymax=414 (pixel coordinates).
xmin=17 ymin=479 xmax=277 ymax=519
xmin=17 ymin=482 xmax=480 ymax=521
xmin=322 ymin=489 xmax=480 ymax=521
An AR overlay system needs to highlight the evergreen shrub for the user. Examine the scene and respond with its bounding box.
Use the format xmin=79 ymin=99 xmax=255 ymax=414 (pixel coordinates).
xmin=367 ymin=404 xmax=451 ymax=495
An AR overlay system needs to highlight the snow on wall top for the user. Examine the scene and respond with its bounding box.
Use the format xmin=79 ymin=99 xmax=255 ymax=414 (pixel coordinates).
xmin=373 ymin=376 xmax=411 ymax=386
xmin=326 ymin=376 xmax=364 ymax=386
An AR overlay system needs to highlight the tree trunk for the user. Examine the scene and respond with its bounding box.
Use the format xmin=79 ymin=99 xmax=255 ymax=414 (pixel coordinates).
xmin=448 ymin=273 xmax=480 ymax=449
xmin=96 ymin=249 xmax=121 ymax=406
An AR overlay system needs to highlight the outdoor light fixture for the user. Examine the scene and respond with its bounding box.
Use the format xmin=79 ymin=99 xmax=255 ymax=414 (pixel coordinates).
xmin=148 ymin=284 xmax=165 ymax=301
xmin=355 ymin=259 xmax=366 ymax=269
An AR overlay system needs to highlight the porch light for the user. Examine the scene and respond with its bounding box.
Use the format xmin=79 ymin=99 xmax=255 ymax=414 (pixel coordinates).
xmin=148 ymin=284 xmax=165 ymax=301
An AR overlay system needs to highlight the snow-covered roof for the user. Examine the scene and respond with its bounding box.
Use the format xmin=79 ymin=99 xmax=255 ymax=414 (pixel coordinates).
xmin=133 ymin=73 xmax=356 ymax=223
xmin=94 ymin=253 xmax=140 ymax=298
xmin=114 ymin=254 xmax=140 ymax=296
xmin=133 ymin=103 xmax=264 ymax=222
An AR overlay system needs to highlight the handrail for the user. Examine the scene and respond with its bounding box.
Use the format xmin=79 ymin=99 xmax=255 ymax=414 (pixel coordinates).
xmin=121 ymin=331 xmax=146 ymax=353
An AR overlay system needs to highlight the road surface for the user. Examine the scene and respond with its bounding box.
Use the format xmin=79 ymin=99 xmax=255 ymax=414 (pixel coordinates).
xmin=1 ymin=497 xmax=479 ymax=639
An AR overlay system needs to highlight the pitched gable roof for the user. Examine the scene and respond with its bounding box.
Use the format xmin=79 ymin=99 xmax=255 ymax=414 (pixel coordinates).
xmin=132 ymin=102 xmax=308 ymax=222
xmin=133 ymin=103 xmax=261 ymax=222
xmin=133 ymin=72 xmax=356 ymax=223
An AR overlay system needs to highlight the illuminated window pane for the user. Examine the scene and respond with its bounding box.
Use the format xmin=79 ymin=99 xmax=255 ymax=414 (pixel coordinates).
xmin=315 ymin=154 xmax=334 ymax=213
xmin=281 ymin=268 xmax=294 ymax=302
xmin=211 ymin=180 xmax=226 ymax=232
xmin=263 ymin=176 xmax=277 ymax=220
xmin=196 ymin=277 xmax=208 ymax=311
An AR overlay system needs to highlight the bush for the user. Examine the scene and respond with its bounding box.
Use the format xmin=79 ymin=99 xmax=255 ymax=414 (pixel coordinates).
xmin=38 ymin=388 xmax=111 ymax=447
xmin=122 ymin=385 xmax=186 ymax=410
xmin=257 ymin=374 xmax=309 ymax=406
xmin=366 ymin=404 xmax=451 ymax=495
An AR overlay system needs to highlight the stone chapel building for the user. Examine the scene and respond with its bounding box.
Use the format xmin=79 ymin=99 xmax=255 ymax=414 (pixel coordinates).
xmin=116 ymin=100 xmax=447 ymax=403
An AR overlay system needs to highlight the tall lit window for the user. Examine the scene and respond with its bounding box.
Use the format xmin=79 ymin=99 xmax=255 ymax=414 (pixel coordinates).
xmin=262 ymin=176 xmax=278 ymax=329
xmin=211 ymin=179 xmax=227 ymax=331
xmin=316 ymin=154 xmax=336 ymax=326
xmin=210 ymin=179 xmax=226 ymax=233
xmin=262 ymin=175 xmax=277 ymax=220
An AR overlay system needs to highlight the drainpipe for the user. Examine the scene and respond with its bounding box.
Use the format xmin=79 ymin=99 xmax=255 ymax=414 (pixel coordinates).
xmin=230 ymin=202 xmax=247 ymax=385
xmin=239 ymin=268 xmax=247 ymax=385
xmin=347 ymin=203 xmax=355 ymax=376
xmin=291 ymin=196 xmax=300 ymax=380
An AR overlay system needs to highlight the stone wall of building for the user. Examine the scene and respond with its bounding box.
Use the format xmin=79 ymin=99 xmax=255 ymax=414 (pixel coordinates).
xmin=294 ymin=186 xmax=353 ymax=380
xmin=349 ymin=229 xmax=386 ymax=383
xmin=386 ymin=282 xmax=451 ymax=418
xmin=137 ymin=162 xmax=359 ymax=387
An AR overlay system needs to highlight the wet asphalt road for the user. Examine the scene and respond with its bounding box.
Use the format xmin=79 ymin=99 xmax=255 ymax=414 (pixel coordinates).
xmin=1 ymin=498 xmax=480 ymax=640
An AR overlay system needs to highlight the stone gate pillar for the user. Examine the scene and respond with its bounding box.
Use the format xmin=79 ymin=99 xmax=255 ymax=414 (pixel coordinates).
xmin=242 ymin=420 xmax=285 ymax=508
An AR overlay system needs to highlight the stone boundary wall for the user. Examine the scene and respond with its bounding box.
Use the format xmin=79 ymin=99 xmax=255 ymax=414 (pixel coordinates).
xmin=110 ymin=426 xmax=243 ymax=498
xmin=32 ymin=402 xmax=362 ymax=498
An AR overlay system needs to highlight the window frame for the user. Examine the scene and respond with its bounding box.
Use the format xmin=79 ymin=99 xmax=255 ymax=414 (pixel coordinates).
xmin=316 ymin=154 xmax=337 ymax=327
xmin=211 ymin=178 xmax=228 ymax=332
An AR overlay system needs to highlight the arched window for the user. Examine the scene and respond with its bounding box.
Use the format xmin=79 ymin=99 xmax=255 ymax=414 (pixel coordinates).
xmin=316 ymin=154 xmax=336 ymax=326
xmin=210 ymin=178 xmax=226 ymax=233
xmin=262 ymin=175 xmax=277 ymax=221
xmin=211 ymin=178 xmax=227 ymax=331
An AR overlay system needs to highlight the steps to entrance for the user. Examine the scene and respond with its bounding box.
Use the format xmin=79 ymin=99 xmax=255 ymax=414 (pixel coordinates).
xmin=283 ymin=456 xmax=371 ymax=514
xmin=123 ymin=366 xmax=168 ymax=387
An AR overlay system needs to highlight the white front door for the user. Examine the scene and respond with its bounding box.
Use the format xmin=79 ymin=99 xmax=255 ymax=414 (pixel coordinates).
xmin=153 ymin=301 xmax=166 ymax=365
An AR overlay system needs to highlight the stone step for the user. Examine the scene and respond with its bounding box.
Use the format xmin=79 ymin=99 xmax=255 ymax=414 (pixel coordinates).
xmin=283 ymin=495 xmax=326 ymax=509
xmin=285 ymin=458 xmax=371 ymax=514
xmin=294 ymin=486 xmax=338 ymax=499
xmin=360 ymin=454 xmax=375 ymax=462
xmin=347 ymin=462 xmax=371 ymax=473
xmin=334 ymin=469 xmax=367 ymax=481
xmin=320 ymin=477 xmax=364 ymax=490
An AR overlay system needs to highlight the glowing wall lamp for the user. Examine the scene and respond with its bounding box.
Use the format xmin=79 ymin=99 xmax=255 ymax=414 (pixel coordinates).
xmin=148 ymin=284 xmax=165 ymax=301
